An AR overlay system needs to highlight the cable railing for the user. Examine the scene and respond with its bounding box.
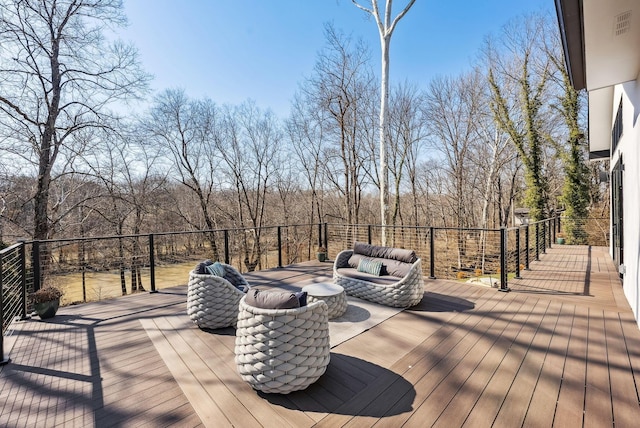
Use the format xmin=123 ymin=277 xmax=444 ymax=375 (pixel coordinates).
xmin=1 ymin=215 xmax=608 ymax=365
xmin=326 ymin=219 xmax=561 ymax=289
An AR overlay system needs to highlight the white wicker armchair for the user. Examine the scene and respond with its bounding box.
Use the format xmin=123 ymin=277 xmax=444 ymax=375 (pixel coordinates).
xmin=187 ymin=263 xmax=249 ymax=330
xmin=234 ymin=296 xmax=330 ymax=394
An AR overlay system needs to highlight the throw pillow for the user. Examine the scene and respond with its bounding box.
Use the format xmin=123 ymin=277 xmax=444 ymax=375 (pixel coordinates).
xmin=195 ymin=259 xmax=214 ymax=274
xmin=245 ymin=289 xmax=301 ymax=309
xmin=295 ymin=291 xmax=307 ymax=307
xmin=357 ymin=258 xmax=383 ymax=276
xmin=236 ymin=284 xmax=250 ymax=293
xmin=195 ymin=262 xmax=207 ymax=274
xmin=205 ymin=261 xmax=225 ymax=277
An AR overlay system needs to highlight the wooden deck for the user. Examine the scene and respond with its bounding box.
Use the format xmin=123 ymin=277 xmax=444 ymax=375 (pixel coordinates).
xmin=1 ymin=245 xmax=639 ymax=427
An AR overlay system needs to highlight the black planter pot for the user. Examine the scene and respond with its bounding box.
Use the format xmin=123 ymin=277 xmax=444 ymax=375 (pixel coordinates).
xmin=34 ymin=299 xmax=60 ymax=319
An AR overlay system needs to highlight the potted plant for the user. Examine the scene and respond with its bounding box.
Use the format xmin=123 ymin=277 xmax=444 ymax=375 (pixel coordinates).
xmin=30 ymin=286 xmax=63 ymax=319
xmin=316 ymin=246 xmax=328 ymax=262
xmin=556 ymin=233 xmax=566 ymax=245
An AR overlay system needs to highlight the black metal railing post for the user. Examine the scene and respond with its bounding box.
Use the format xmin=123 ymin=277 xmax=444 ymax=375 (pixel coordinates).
xmin=19 ymin=241 xmax=28 ymax=319
xmin=535 ymin=223 xmax=540 ymax=261
xmin=149 ymin=234 xmax=157 ymax=293
xmin=323 ymin=222 xmax=328 ymax=250
xmin=0 ymin=248 xmax=8 ymax=365
xmin=367 ymin=225 xmax=372 ymax=245
xmin=277 ymin=226 xmax=283 ymax=268
xmin=499 ymin=227 xmax=509 ymax=292
xmin=32 ymin=240 xmax=41 ymax=291
xmin=515 ymin=228 xmax=521 ymax=279
xmin=557 ymin=215 xmax=562 ymax=234
xmin=223 ymin=230 xmax=230 ymax=264
xmin=429 ymin=227 xmax=435 ymax=279
xmin=525 ymin=224 xmax=530 ymax=270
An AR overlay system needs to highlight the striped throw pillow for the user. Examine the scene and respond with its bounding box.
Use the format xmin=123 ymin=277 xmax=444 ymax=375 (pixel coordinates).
xmin=206 ymin=261 xmax=226 ymax=277
xmin=357 ymin=258 xmax=383 ymax=276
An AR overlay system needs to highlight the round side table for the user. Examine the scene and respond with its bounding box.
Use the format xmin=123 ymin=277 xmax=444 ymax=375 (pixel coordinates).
xmin=302 ymin=282 xmax=348 ymax=319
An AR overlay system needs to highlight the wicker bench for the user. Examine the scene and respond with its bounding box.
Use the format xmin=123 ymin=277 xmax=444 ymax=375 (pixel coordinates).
xmin=333 ymin=242 xmax=424 ymax=308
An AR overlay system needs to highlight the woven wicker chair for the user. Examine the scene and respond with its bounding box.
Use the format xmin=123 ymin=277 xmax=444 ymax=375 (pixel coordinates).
xmin=333 ymin=249 xmax=424 ymax=308
xmin=234 ymin=296 xmax=330 ymax=394
xmin=187 ymin=263 xmax=249 ymax=329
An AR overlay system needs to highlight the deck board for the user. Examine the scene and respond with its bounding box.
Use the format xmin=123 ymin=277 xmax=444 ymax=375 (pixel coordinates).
xmin=2 ymin=245 xmax=640 ymax=427
xmin=142 ymin=318 xmax=231 ymax=428
xmin=553 ymin=304 xmax=589 ymax=427
xmin=460 ymin=296 xmax=547 ymax=427
xmin=584 ymin=308 xmax=614 ymax=428
xmin=377 ymin=290 xmax=517 ymax=427
xmin=427 ymin=297 xmax=530 ymax=428
xmin=521 ymin=302 xmax=574 ymax=428
xmin=492 ymin=300 xmax=560 ymax=427
xmin=404 ymin=295 xmax=532 ymax=428
xmin=607 ymin=312 xmax=640 ymax=428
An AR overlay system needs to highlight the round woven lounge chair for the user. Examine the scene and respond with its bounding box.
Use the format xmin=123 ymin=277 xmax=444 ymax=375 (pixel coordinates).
xmin=234 ymin=296 xmax=330 ymax=394
xmin=333 ymin=249 xmax=424 ymax=308
xmin=187 ymin=263 xmax=248 ymax=329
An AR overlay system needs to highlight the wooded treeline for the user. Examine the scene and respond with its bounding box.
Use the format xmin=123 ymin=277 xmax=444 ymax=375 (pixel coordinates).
xmin=0 ymin=2 xmax=607 ymax=249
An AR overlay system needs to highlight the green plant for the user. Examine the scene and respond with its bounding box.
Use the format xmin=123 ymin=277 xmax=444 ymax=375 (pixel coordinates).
xmin=30 ymin=286 xmax=63 ymax=304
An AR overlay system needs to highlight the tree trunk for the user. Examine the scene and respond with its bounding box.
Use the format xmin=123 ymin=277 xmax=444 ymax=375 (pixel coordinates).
xmin=379 ymin=35 xmax=390 ymax=244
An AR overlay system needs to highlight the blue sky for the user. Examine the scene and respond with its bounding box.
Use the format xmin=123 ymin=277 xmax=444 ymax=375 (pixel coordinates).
xmin=121 ymin=0 xmax=553 ymax=118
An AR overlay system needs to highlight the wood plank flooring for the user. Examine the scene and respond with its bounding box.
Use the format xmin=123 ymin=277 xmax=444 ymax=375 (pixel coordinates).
xmin=1 ymin=245 xmax=639 ymax=427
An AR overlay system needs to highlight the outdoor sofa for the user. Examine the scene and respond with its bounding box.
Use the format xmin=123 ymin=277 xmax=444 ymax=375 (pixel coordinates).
xmin=333 ymin=241 xmax=424 ymax=308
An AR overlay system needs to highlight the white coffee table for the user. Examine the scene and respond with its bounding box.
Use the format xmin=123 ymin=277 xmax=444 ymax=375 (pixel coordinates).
xmin=302 ymin=282 xmax=348 ymax=319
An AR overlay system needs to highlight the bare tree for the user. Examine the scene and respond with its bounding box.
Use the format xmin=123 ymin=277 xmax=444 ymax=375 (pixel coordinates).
xmin=0 ymin=0 xmax=149 ymax=240
xmin=352 ymin=0 xmax=416 ymax=244
xmin=215 ymin=102 xmax=282 ymax=271
xmin=424 ymin=73 xmax=482 ymax=228
xmin=301 ymin=24 xmax=374 ymax=225
xmin=423 ymin=72 xmax=483 ymax=268
xmin=287 ymin=92 xmax=329 ymax=226
xmin=286 ymin=92 xmax=331 ymax=257
xmin=485 ymin=14 xmax=553 ymax=221
xmin=147 ymin=89 xmax=222 ymax=259
xmin=387 ymin=81 xmax=426 ymax=227
xmin=470 ymin=72 xmax=519 ymax=230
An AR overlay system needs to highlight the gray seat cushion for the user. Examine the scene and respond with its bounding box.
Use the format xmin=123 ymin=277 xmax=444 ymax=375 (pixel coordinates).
xmin=347 ymin=254 xmax=413 ymax=278
xmin=335 ymin=267 xmax=402 ymax=285
xmin=245 ymin=289 xmax=300 ymax=309
xmin=353 ymin=242 xmax=417 ymax=263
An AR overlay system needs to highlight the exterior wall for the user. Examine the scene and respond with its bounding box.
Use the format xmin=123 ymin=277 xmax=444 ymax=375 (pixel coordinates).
xmin=612 ymin=79 xmax=640 ymax=328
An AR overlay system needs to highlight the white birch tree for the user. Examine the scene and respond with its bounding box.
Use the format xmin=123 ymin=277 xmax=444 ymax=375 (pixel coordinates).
xmin=352 ymin=0 xmax=416 ymax=245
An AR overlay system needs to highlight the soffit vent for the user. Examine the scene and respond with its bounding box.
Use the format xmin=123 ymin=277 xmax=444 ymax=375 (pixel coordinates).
xmin=615 ymin=10 xmax=632 ymax=36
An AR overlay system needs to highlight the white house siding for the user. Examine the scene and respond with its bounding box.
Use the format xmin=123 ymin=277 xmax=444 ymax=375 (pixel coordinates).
xmin=613 ymin=80 xmax=640 ymax=329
